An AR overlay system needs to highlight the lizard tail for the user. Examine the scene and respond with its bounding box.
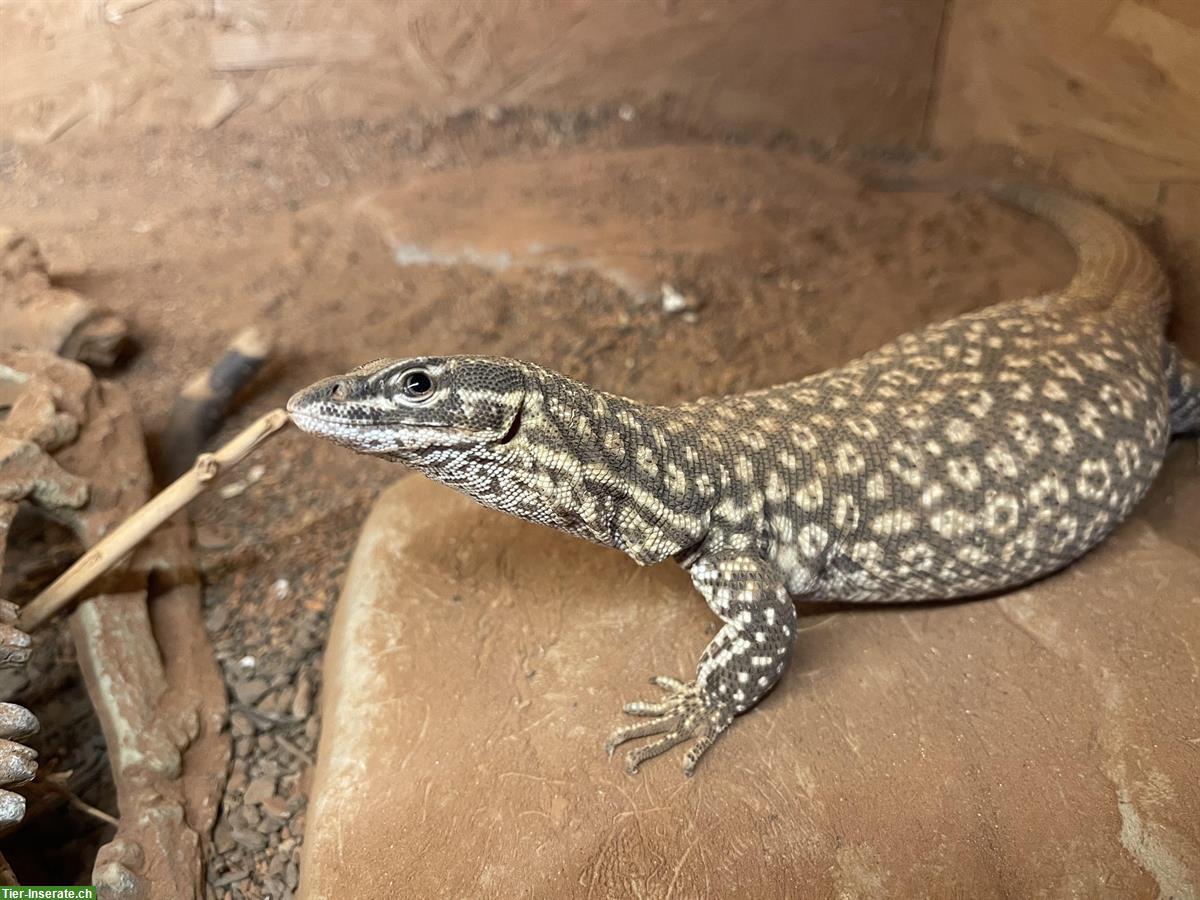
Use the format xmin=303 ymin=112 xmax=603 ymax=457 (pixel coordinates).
xmin=985 ymin=184 xmax=1170 ymax=327
xmin=865 ymin=176 xmax=1171 ymax=327
xmin=1166 ymin=343 xmax=1200 ymax=435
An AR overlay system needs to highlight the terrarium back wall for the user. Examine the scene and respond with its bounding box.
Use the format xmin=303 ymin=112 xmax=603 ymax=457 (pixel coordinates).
xmin=935 ymin=0 xmax=1200 ymax=351
xmin=3 ymin=0 xmax=1198 ymax=337
xmin=0 ymin=1 xmax=944 ymax=145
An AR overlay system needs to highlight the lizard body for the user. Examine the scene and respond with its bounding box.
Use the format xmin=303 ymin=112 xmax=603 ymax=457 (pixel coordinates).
xmin=289 ymin=184 xmax=1200 ymax=775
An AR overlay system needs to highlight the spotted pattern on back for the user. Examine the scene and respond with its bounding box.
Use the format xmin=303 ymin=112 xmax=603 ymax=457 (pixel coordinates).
xmin=674 ymin=297 xmax=1172 ymax=602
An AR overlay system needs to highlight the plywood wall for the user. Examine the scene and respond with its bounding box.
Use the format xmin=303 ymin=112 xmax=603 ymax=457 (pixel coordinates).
xmin=2 ymin=0 xmax=1197 ymax=345
xmin=934 ymin=0 xmax=1200 ymax=349
xmin=0 ymin=0 xmax=944 ymax=145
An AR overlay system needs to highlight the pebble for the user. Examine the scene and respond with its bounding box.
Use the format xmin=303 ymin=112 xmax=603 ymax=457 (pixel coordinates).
xmin=219 ymin=480 xmax=248 ymax=500
xmin=227 ymin=770 xmax=249 ymax=795
xmin=230 ymin=711 xmax=255 ymax=738
xmin=234 ymin=679 xmax=269 ymax=706
xmin=196 ymin=525 xmax=234 ymax=551
xmin=206 ymin=604 xmax=230 ymax=631
xmin=245 ymin=776 xmax=276 ymax=806
xmin=231 ymin=828 xmax=267 ymax=852
xmin=291 ymin=673 xmax=313 ymax=719
xmin=261 ymin=794 xmax=290 ymax=819
xmin=660 ymin=282 xmax=700 ymax=315
xmin=256 ymin=814 xmax=279 ymax=835
xmin=258 ymin=690 xmax=285 ymax=716
xmin=213 ymin=821 xmax=235 ymax=854
xmin=214 ymin=869 xmax=249 ymax=887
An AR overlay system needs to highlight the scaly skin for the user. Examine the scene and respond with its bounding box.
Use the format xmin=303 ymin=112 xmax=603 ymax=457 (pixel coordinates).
xmin=288 ymin=184 xmax=1200 ymax=776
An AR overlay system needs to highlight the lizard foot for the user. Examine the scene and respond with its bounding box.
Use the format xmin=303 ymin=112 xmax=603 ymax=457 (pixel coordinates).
xmin=604 ymin=676 xmax=733 ymax=776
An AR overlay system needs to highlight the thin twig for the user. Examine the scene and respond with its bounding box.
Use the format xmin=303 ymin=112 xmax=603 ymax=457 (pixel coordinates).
xmin=44 ymin=780 xmax=120 ymax=828
xmin=230 ymin=701 xmax=293 ymax=728
xmin=19 ymin=409 xmax=290 ymax=631
xmin=273 ymin=733 xmax=316 ymax=768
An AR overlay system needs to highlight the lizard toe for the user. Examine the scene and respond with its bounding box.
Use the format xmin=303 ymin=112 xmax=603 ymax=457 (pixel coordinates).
xmin=604 ymin=677 xmax=734 ymax=775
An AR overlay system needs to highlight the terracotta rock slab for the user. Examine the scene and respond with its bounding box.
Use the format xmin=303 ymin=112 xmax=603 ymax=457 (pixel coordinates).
xmin=302 ymin=463 xmax=1200 ymax=899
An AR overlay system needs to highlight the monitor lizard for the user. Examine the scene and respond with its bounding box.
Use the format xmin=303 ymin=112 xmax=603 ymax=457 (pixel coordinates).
xmin=288 ymin=182 xmax=1200 ymax=776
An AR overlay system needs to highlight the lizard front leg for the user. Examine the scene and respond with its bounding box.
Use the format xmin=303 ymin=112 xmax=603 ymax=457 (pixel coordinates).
xmin=605 ymin=552 xmax=796 ymax=775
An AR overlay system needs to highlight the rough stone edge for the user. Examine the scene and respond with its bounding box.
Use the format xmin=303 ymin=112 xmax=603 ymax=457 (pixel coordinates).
xmin=298 ymin=475 xmax=420 ymax=900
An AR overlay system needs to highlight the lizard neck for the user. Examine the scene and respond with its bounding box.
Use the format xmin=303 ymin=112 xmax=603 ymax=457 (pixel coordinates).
xmin=407 ymin=365 xmax=714 ymax=564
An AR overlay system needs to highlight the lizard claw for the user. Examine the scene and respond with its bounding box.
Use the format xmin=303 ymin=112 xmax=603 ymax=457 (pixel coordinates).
xmin=604 ymin=676 xmax=733 ymax=776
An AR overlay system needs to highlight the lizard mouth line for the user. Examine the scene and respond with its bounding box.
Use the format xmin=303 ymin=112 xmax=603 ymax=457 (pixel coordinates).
xmin=287 ymin=409 xmax=450 ymax=431
xmin=285 ymin=410 xmax=446 ymax=427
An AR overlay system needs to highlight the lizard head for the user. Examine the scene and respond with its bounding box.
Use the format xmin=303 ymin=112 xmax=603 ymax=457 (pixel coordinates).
xmin=286 ymin=355 xmax=525 ymax=458
xmin=290 ymin=355 xmax=703 ymax=558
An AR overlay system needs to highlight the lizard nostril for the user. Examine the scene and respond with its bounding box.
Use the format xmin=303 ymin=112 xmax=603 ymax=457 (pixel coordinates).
xmin=330 ymin=380 xmax=349 ymax=400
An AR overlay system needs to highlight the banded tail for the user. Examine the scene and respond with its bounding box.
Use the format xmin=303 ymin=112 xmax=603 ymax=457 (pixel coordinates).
xmin=866 ymin=176 xmax=1171 ymax=326
xmin=985 ymin=183 xmax=1170 ymax=326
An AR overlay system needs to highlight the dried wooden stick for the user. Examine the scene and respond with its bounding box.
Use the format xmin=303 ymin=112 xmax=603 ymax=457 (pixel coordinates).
xmin=160 ymin=326 xmax=274 ymax=481
xmin=18 ymin=409 xmax=290 ymax=631
xmin=43 ymin=778 xmax=120 ymax=828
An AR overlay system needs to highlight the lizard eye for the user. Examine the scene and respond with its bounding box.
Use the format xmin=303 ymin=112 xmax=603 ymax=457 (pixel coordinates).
xmin=395 ymin=369 xmax=435 ymax=401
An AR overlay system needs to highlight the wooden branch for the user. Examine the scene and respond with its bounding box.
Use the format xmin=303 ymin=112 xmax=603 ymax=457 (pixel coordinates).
xmin=19 ymin=409 xmax=290 ymax=631
xmin=160 ymin=326 xmax=274 ymax=481
xmin=44 ymin=779 xmax=120 ymax=828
